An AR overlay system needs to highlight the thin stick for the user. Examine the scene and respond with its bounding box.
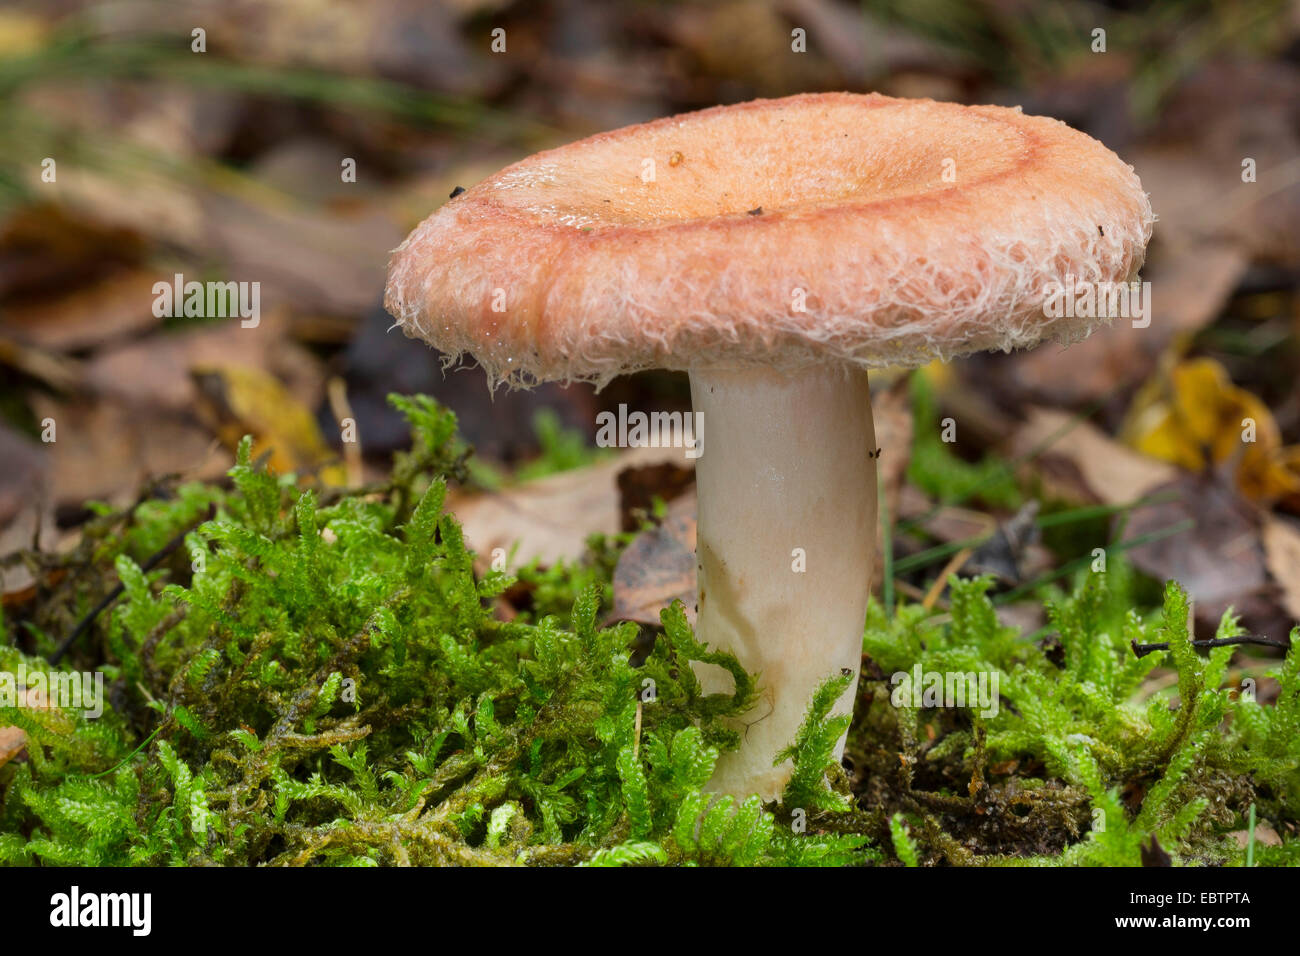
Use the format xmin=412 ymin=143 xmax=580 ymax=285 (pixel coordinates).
xmin=1130 ymin=634 xmax=1292 ymax=658
xmin=327 ymin=375 xmax=364 ymax=489
xmin=921 ymin=547 xmax=972 ymax=610
xmin=880 ymin=482 xmax=895 ymax=617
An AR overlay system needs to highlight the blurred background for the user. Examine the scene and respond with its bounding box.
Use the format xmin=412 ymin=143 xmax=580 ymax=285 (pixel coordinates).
xmin=1 ymin=0 xmax=1298 ymax=638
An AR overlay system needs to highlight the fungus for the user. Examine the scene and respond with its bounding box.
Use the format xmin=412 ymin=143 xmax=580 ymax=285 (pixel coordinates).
xmin=385 ymin=92 xmax=1153 ymax=799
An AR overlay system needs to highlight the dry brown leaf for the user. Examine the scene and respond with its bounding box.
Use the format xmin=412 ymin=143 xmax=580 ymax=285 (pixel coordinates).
xmin=454 ymin=445 xmax=692 ymax=570
xmin=0 ymin=424 xmax=55 ymax=597
xmin=612 ymin=493 xmax=697 ymax=626
xmin=1231 ymin=822 xmax=1282 ymax=848
xmin=1009 ymin=406 xmax=1178 ymax=506
xmin=28 ymin=395 xmax=226 ymax=509
xmin=0 ymin=269 xmax=162 ymax=351
xmin=1262 ymin=515 xmax=1300 ymax=622
xmin=776 ymin=0 xmax=963 ymax=87
xmin=616 ymin=461 xmax=695 ymax=532
xmin=0 ymin=336 xmax=81 ymax=392
xmin=1135 ymin=59 xmax=1300 ymax=270
xmin=199 ymin=194 xmax=402 ymax=317
xmin=0 ymin=725 xmax=25 ymax=770
xmin=873 ymin=377 xmax=913 ymax=521
xmin=896 ymin=484 xmax=995 ymax=543
xmin=85 ymin=309 xmax=323 ymax=414
xmin=871 ymin=376 xmax=913 ymax=590
xmin=1123 ymin=472 xmax=1270 ymax=627
xmin=668 ymin=0 xmax=836 ymax=95
xmin=0 ymin=203 xmax=146 ymax=302
xmin=44 ymin=166 xmax=206 ymax=250
xmin=0 ymin=685 xmax=59 ymax=770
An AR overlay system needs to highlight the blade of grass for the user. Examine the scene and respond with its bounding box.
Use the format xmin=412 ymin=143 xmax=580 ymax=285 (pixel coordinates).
xmin=880 ymin=480 xmax=894 ymax=618
xmin=894 ymin=492 xmax=1178 ymax=576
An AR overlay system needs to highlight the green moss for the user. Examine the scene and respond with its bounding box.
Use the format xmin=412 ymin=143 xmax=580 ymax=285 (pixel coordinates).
xmin=857 ymin=572 xmax=1299 ymax=866
xmin=1 ymin=394 xmax=1296 ymax=866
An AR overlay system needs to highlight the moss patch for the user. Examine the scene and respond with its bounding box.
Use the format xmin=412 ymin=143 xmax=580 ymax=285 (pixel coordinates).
xmin=1 ymin=395 xmax=1296 ymax=866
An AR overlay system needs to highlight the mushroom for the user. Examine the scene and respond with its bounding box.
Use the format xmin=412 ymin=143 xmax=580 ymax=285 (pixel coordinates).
xmin=385 ymin=93 xmax=1153 ymax=800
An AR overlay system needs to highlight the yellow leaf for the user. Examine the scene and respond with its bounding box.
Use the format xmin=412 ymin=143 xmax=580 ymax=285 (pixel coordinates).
xmin=1123 ymin=357 xmax=1300 ymax=505
xmin=191 ymin=364 xmax=346 ymax=485
xmin=0 ymin=12 xmax=47 ymax=58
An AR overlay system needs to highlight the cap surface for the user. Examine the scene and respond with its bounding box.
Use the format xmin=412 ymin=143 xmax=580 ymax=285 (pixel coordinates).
xmin=385 ymin=92 xmax=1153 ymax=386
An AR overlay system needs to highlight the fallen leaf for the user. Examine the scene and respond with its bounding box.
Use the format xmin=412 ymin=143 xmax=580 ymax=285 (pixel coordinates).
xmin=0 ymin=203 xmax=146 ymax=301
xmin=454 ymin=445 xmax=691 ymax=570
xmin=85 ymin=310 xmax=323 ymax=414
xmin=0 ymin=423 xmax=46 ymax=529
xmin=0 ymin=684 xmax=60 ymax=770
xmin=0 ymin=424 xmax=55 ymax=597
xmin=0 ymin=335 xmax=82 ymax=392
xmin=1262 ymin=515 xmax=1300 ymax=622
xmin=612 ymin=493 xmax=697 ymax=626
xmin=1009 ymin=406 xmax=1178 ymax=506
xmin=1122 ymin=471 xmax=1271 ymax=628
xmin=873 ymin=376 xmax=913 ymax=525
xmin=895 ymin=485 xmax=997 ymax=555
xmin=997 ymin=601 xmax=1046 ymax=638
xmin=0 ymin=269 xmax=162 ymax=351
xmin=667 ymin=0 xmax=836 ymax=96
xmin=965 ymin=501 xmax=1048 ymax=586
xmin=45 ymin=163 xmax=206 ymax=251
xmin=29 ymin=394 xmax=226 ymax=509
xmin=199 ymin=193 xmax=402 ymax=317
xmin=1138 ymin=56 xmax=1300 ymax=268
xmin=1231 ymin=822 xmax=1282 ymax=849
xmin=0 ymin=725 xmax=24 ymax=769
xmin=870 ymin=376 xmax=914 ymax=591
xmin=192 ymin=364 xmax=346 ymax=484
xmin=775 ymin=0 xmax=965 ymax=87
xmin=1123 ymin=357 xmax=1300 ymax=506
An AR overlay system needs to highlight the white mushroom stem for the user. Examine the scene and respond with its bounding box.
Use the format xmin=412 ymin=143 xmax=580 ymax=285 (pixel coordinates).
xmin=687 ymin=364 xmax=877 ymax=800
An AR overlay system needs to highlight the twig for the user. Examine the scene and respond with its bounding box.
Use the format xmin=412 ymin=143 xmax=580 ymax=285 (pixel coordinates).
xmin=1130 ymin=633 xmax=1292 ymax=658
xmin=327 ymin=375 xmax=364 ymax=489
xmin=921 ymin=547 xmax=972 ymax=610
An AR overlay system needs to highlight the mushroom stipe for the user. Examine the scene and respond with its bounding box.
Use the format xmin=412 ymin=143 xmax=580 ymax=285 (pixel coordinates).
xmin=385 ymin=92 xmax=1153 ymax=800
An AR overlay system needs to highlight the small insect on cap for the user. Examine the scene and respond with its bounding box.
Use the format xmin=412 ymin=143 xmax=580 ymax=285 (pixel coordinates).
xmin=385 ymin=92 xmax=1153 ymax=388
